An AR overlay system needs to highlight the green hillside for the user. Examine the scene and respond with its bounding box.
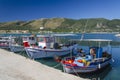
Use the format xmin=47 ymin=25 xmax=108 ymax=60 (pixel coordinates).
xmin=0 ymin=18 xmax=120 ymax=33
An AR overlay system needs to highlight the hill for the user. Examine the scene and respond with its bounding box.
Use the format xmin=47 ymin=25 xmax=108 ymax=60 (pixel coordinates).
xmin=0 ymin=18 xmax=120 ymax=33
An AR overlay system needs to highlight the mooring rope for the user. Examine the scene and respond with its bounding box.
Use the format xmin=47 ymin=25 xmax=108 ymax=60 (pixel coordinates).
xmin=71 ymin=66 xmax=80 ymax=77
xmin=53 ymin=63 xmax=61 ymax=68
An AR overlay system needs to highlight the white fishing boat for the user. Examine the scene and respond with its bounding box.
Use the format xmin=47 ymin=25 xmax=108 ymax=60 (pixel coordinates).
xmin=0 ymin=36 xmax=24 ymax=52
xmin=10 ymin=44 xmax=24 ymax=52
xmin=23 ymin=34 xmax=78 ymax=59
xmin=61 ymin=39 xmax=112 ymax=73
xmin=0 ymin=36 xmax=10 ymax=48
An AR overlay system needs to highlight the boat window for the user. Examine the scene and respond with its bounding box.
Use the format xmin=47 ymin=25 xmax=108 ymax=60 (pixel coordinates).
xmin=5 ymin=38 xmax=8 ymax=40
xmin=37 ymin=37 xmax=44 ymax=42
xmin=29 ymin=37 xmax=35 ymax=40
xmin=46 ymin=37 xmax=54 ymax=43
xmin=46 ymin=38 xmax=49 ymax=43
xmin=23 ymin=37 xmax=27 ymax=41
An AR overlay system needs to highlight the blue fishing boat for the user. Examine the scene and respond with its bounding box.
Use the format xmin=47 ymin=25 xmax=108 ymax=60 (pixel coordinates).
xmin=61 ymin=39 xmax=112 ymax=73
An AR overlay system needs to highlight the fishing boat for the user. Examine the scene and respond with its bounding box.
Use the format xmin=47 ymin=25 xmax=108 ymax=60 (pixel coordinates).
xmin=10 ymin=44 xmax=24 ymax=52
xmin=23 ymin=34 xmax=78 ymax=59
xmin=0 ymin=36 xmax=10 ymax=48
xmin=61 ymin=39 xmax=112 ymax=73
xmin=115 ymin=34 xmax=120 ymax=37
xmin=0 ymin=36 xmax=24 ymax=52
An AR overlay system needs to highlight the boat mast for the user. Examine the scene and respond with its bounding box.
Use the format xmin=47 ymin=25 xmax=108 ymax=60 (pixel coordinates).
xmin=80 ymin=19 xmax=88 ymax=41
xmin=98 ymin=41 xmax=101 ymax=69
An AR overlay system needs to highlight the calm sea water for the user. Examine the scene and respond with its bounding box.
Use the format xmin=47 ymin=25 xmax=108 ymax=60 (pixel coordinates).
xmin=1 ymin=33 xmax=120 ymax=80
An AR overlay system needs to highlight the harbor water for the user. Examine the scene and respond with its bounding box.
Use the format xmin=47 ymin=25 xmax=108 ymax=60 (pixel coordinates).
xmin=1 ymin=33 xmax=120 ymax=80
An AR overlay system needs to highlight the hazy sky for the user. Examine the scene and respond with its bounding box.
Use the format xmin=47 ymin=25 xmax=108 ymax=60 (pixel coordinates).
xmin=0 ymin=0 xmax=120 ymax=22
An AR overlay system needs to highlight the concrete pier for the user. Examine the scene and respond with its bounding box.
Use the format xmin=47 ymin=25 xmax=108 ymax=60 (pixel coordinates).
xmin=0 ymin=49 xmax=89 ymax=80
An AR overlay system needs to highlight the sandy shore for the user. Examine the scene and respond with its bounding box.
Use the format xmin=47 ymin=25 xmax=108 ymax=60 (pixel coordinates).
xmin=0 ymin=49 xmax=89 ymax=80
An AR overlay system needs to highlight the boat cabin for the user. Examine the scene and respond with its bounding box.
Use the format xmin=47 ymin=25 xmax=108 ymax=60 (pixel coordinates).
xmin=22 ymin=35 xmax=36 ymax=47
xmin=36 ymin=35 xmax=55 ymax=49
xmin=0 ymin=37 xmax=10 ymax=48
xmin=0 ymin=36 xmax=18 ymax=48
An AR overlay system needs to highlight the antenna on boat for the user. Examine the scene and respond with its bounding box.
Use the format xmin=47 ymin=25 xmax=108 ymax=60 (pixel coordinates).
xmin=98 ymin=41 xmax=101 ymax=69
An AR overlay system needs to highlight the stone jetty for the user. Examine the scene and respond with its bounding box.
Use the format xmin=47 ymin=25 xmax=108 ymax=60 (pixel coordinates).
xmin=0 ymin=49 xmax=89 ymax=80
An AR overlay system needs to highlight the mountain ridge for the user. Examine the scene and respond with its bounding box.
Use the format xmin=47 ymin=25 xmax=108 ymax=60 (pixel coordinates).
xmin=0 ymin=18 xmax=120 ymax=33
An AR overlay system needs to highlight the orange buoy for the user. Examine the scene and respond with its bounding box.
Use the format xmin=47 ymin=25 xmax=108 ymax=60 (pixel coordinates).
xmin=68 ymin=60 xmax=74 ymax=63
xmin=77 ymin=59 xmax=83 ymax=63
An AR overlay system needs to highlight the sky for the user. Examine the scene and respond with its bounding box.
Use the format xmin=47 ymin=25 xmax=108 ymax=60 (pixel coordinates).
xmin=0 ymin=0 xmax=120 ymax=22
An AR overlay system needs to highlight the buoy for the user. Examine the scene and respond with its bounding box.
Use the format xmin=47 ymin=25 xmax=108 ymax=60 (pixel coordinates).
xmin=77 ymin=59 xmax=83 ymax=63
xmin=82 ymin=59 xmax=86 ymax=63
xmin=54 ymin=56 xmax=61 ymax=62
xmin=68 ymin=60 xmax=74 ymax=63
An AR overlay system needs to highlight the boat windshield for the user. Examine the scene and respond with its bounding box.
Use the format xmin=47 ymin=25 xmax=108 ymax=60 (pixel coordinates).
xmin=29 ymin=37 xmax=35 ymax=40
xmin=37 ymin=37 xmax=54 ymax=43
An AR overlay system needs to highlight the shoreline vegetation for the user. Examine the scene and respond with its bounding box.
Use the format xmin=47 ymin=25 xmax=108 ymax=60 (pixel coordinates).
xmin=0 ymin=18 xmax=120 ymax=33
xmin=0 ymin=30 xmax=120 ymax=34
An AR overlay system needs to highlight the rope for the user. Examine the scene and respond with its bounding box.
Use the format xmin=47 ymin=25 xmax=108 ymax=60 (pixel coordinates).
xmin=53 ymin=63 xmax=61 ymax=68
xmin=71 ymin=66 xmax=80 ymax=77
xmin=62 ymin=63 xmax=80 ymax=77
xmin=63 ymin=65 xmax=66 ymax=73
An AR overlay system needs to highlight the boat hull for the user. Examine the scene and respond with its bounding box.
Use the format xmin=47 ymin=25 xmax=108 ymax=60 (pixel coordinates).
xmin=62 ymin=58 xmax=111 ymax=73
xmin=25 ymin=47 xmax=71 ymax=59
xmin=10 ymin=45 xmax=24 ymax=52
xmin=25 ymin=44 xmax=78 ymax=59
xmin=0 ymin=45 xmax=9 ymax=49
